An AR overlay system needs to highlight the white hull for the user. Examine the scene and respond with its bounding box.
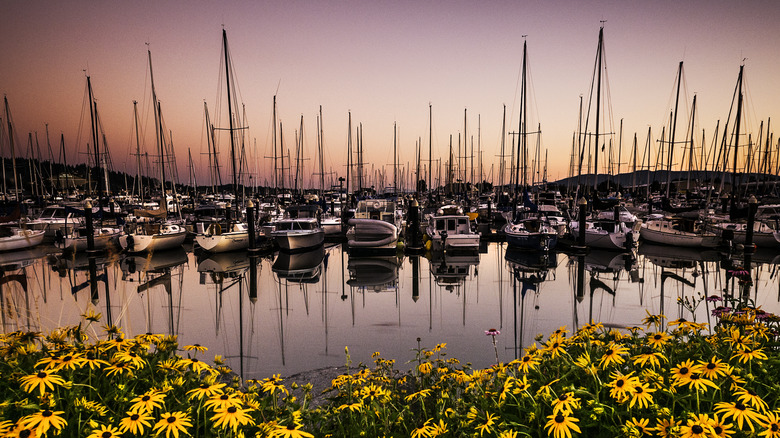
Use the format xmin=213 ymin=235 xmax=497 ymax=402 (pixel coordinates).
xmin=640 ymin=221 xmax=719 ymax=248
xmin=270 ymin=230 xmax=325 ymax=251
xmin=196 ymin=230 xmax=250 ymax=253
xmin=431 ymin=234 xmax=480 ymax=252
xmin=56 ymin=227 xmax=122 ymax=252
xmin=709 ymin=222 xmax=780 ymax=248
xmin=0 ymin=229 xmax=45 ymax=252
xmin=120 ymin=230 xmax=187 ymax=253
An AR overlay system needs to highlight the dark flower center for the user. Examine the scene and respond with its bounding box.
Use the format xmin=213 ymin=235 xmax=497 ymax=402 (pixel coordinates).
xmin=707 ymin=363 xmax=716 ymax=370
xmin=522 ymin=356 xmax=531 ymax=362
xmin=680 ymin=367 xmax=689 ymax=374
xmin=653 ymin=334 xmax=662 ymax=340
xmin=167 ymin=416 xmax=176 ymax=423
xmin=142 ymin=395 xmax=150 ymax=402
xmin=735 ymin=402 xmax=746 ymax=410
xmin=692 ymin=425 xmax=703 ymax=434
xmin=192 ymin=358 xmax=199 ymax=363
xmin=63 ymin=355 xmax=72 ymax=361
xmin=554 ymin=414 xmax=564 ymax=424
xmin=101 ymin=432 xmax=112 ymax=438
xmin=714 ymin=426 xmax=723 ymax=434
xmin=616 ymin=380 xmax=625 ymax=387
xmin=772 ymin=424 xmax=778 ymax=432
xmin=227 ymin=406 xmax=237 ymax=413
xmin=635 ymin=387 xmax=644 ymax=394
xmin=37 ymin=372 xmax=47 ymax=378
xmin=200 ymin=383 xmax=210 ymax=389
xmin=747 ymin=389 xmax=757 ymax=396
xmin=131 ymin=414 xmax=140 ymax=421
xmin=43 ymin=410 xmax=53 ymax=417
xmin=553 ymin=343 xmax=560 ymax=349
xmin=220 ymin=395 xmax=229 ymax=400
xmin=606 ymin=349 xmax=614 ymax=355
xmin=20 ymin=430 xmax=31 ymax=438
xmin=558 ymin=394 xmax=568 ymax=401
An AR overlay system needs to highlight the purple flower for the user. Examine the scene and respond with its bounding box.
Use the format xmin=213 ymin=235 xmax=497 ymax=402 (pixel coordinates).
xmin=485 ymin=328 xmax=500 ymax=336
xmin=706 ymin=295 xmax=722 ymax=303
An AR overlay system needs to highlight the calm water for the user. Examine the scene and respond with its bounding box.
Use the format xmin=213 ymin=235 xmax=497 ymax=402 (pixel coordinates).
xmin=2 ymin=242 xmax=779 ymax=380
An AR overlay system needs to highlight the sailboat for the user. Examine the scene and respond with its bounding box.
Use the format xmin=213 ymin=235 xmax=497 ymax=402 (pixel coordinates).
xmin=195 ymin=29 xmax=252 ymax=253
xmin=501 ymin=39 xmax=558 ymax=251
xmin=120 ymin=49 xmax=186 ymax=253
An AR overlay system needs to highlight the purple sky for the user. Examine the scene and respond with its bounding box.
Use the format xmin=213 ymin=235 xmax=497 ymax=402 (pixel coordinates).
xmin=2 ymin=0 xmax=779 ymax=189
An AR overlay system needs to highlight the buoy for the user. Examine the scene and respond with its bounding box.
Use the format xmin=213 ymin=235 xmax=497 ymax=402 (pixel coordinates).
xmin=425 ymin=240 xmax=432 ymax=251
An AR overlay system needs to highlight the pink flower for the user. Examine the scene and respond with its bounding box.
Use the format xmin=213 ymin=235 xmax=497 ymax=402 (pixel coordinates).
xmin=485 ymin=328 xmax=500 ymax=336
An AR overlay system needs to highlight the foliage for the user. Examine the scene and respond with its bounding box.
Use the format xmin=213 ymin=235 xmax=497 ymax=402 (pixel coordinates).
xmin=2 ymin=297 xmax=780 ymax=437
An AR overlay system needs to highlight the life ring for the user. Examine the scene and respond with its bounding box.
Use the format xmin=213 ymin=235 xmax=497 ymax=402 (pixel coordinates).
xmin=373 ymin=200 xmax=381 ymax=209
xmin=168 ymin=224 xmax=180 ymax=233
xmin=208 ymin=223 xmax=222 ymax=236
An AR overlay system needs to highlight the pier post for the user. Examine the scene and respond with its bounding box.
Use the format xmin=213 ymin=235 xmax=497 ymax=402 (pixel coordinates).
xmin=744 ymin=195 xmax=758 ymax=253
xmin=247 ymin=200 xmax=259 ymax=254
xmin=573 ymin=197 xmax=588 ymax=253
xmin=85 ymin=200 xmax=95 ymax=253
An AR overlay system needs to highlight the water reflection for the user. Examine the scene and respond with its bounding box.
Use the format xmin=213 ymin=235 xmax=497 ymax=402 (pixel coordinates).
xmin=1 ymin=242 xmax=780 ymax=380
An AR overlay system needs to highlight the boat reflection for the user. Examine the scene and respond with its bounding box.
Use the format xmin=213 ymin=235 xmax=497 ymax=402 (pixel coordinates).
xmin=347 ymin=255 xmax=400 ymax=291
xmin=429 ymin=251 xmax=479 ymax=291
xmin=273 ymin=246 xmax=325 ymax=284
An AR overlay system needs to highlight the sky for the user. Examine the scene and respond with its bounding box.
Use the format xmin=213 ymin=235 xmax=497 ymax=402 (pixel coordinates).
xmin=2 ymin=0 xmax=780 ymax=191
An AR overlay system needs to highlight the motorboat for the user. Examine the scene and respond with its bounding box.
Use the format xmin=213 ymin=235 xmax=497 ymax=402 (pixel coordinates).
xmin=195 ymin=221 xmax=251 ymax=253
xmin=346 ymin=199 xmax=400 ymax=255
xmin=269 ymin=217 xmax=325 ymax=252
xmin=0 ymin=226 xmax=45 ymax=252
xmin=426 ymin=205 xmax=480 ymax=252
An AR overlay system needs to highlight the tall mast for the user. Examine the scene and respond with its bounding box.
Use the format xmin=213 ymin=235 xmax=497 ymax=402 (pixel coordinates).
xmin=428 ymin=103 xmax=432 ymax=195
xmin=3 ymin=97 xmax=20 ymax=200
xmin=499 ymin=104 xmax=506 ymax=191
xmin=319 ymin=105 xmax=325 ymax=194
xmin=687 ymin=94 xmax=697 ymax=192
xmin=666 ymin=61 xmax=684 ymax=198
xmin=393 ymin=122 xmax=397 ymax=194
xmin=730 ymin=65 xmax=744 ymax=219
xmin=133 ymin=100 xmax=143 ymax=203
xmin=346 ymin=111 xmax=352 ymax=197
xmin=222 ymin=29 xmax=239 ymax=214
xmin=86 ymin=75 xmax=103 ymax=203
xmin=592 ymin=27 xmax=603 ymax=194
xmin=273 ymin=96 xmax=278 ymax=194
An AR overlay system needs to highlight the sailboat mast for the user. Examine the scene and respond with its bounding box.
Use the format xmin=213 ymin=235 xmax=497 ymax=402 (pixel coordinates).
xmin=86 ymin=75 xmax=103 ymax=203
xmin=687 ymin=94 xmax=697 ymax=192
xmin=133 ymin=100 xmax=144 ymax=203
xmin=593 ymin=27 xmax=603 ymax=194
xmin=319 ymin=105 xmax=324 ymax=194
xmin=393 ymin=122 xmax=397 ymax=194
xmin=666 ymin=61 xmax=683 ymax=198
xmin=730 ymin=65 xmax=744 ymax=219
xmin=3 ymin=97 xmax=20 ymax=200
xmin=222 ymin=29 xmax=239 ymax=214
xmin=428 ymin=103 xmax=432 ymax=195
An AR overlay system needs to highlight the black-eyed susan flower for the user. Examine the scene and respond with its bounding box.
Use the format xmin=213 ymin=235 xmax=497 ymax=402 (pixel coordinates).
xmin=104 ymin=360 xmax=135 ymax=377
xmin=268 ymin=423 xmax=314 ymax=438
xmin=86 ymin=424 xmax=122 ymax=438
xmin=646 ymin=331 xmax=671 ymax=349
xmin=734 ymin=387 xmax=769 ymax=412
xmin=629 ymin=381 xmax=656 ymax=409
xmin=552 ymin=392 xmax=580 ymax=416
xmin=679 ymin=414 xmax=714 ymax=438
xmin=410 ymin=419 xmax=433 ymax=438
xmin=118 ymin=411 xmax=153 ymax=436
xmin=686 ymin=372 xmax=719 ymax=392
xmin=129 ymin=390 xmax=165 ymax=413
xmin=261 ymin=374 xmax=289 ymax=396
xmin=732 ymin=347 xmax=768 ymax=364
xmin=184 ymin=343 xmax=208 ymax=353
xmin=607 ymin=371 xmax=638 ymax=402
xmin=698 ymin=356 xmax=730 ymax=380
xmin=625 ymin=417 xmax=651 ymax=436
xmin=153 ymin=411 xmax=192 ymax=438
xmin=654 ymin=417 xmax=678 ymax=438
xmin=515 ymin=352 xmax=540 ymax=373
xmin=708 ymin=413 xmax=735 ymax=438
xmin=204 ymin=392 xmax=243 ymax=411
xmin=21 ymin=409 xmax=67 ymax=435
xmin=544 ymin=413 xmax=581 ymax=438
xmin=186 ymin=382 xmax=226 ymax=401
xmin=176 ymin=357 xmax=211 ymax=374
xmin=336 ymin=402 xmax=363 ymax=413
xmin=210 ymin=405 xmax=255 ymax=432
xmin=542 ymin=336 xmax=567 ymax=359
xmin=715 ymin=401 xmax=766 ymax=432
xmin=671 ymin=359 xmax=699 ymax=387
xmin=360 ymin=383 xmax=389 ymax=402
xmin=599 ymin=342 xmax=629 ymax=368
xmin=5 ymin=421 xmax=39 ymax=438
xmin=632 ymin=349 xmax=667 ymax=369
xmin=19 ymin=370 xmax=67 ymax=396
xmin=113 ymin=351 xmax=146 ymax=369
xmin=758 ymin=411 xmax=780 ymax=438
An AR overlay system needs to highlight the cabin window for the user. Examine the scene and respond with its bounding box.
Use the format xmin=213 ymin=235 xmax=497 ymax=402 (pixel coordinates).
xmin=447 ymin=219 xmax=456 ymax=231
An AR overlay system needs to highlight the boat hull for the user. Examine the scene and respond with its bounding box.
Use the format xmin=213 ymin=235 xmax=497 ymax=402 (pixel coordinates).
xmin=196 ymin=231 xmax=250 ymax=253
xmin=270 ymin=230 xmax=325 ymax=252
xmin=640 ymin=222 xmax=719 ymax=248
xmin=119 ymin=230 xmax=187 ymax=253
xmin=0 ymin=229 xmax=46 ymax=252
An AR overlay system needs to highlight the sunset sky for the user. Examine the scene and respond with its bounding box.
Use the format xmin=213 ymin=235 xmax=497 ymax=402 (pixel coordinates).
xmin=2 ymin=0 xmax=779 ymax=190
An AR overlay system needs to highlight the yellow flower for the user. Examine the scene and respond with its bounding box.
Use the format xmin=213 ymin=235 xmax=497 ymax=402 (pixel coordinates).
xmin=734 ymin=387 xmax=769 ymax=413
xmin=626 ymin=417 xmax=651 ymax=436
xmin=336 ymin=402 xmax=363 ymax=413
xmin=176 ymin=357 xmax=211 ymax=374
xmin=210 ymin=406 xmax=255 ymax=432
xmin=410 ymin=419 xmax=433 ymax=438
xmin=268 ymin=423 xmax=314 ymax=438
xmin=515 ymin=353 xmax=540 ymax=373
xmin=104 ymin=360 xmax=135 ymax=377
xmin=629 ymin=381 xmax=656 ymax=410
xmin=153 ymin=411 xmax=193 ymax=438
xmin=708 ymin=413 xmax=736 ymax=438
xmin=758 ymin=411 xmax=780 ymax=438
xmin=542 ymin=336 xmax=567 ymax=359
xmin=184 ymin=344 xmax=208 ymax=353
xmin=686 ymin=372 xmax=719 ymax=393
xmin=19 ymin=371 xmax=67 ymax=396
xmin=698 ymin=357 xmax=731 ymax=380
xmin=607 ymin=372 xmax=638 ymax=402
xmin=261 ymin=374 xmax=289 ymax=396
xmin=21 ymin=409 xmax=67 ymax=435
xmin=552 ymin=392 xmax=581 ymax=416
xmin=599 ymin=342 xmax=629 ymax=368
xmin=119 ymin=411 xmax=153 ymax=436
xmin=544 ymin=413 xmax=581 ymax=438
xmin=679 ymin=413 xmax=714 ymax=438
xmin=632 ymin=350 xmax=667 ymax=369
xmin=646 ymin=331 xmax=671 ymax=349
xmin=715 ymin=401 xmax=766 ymax=432
xmin=186 ymin=382 xmax=226 ymax=401
xmin=129 ymin=390 xmax=166 ymax=413
xmin=418 ymin=361 xmax=433 ymax=374
xmin=87 ymin=424 xmax=122 ymax=438
xmin=671 ymin=359 xmax=700 ymax=387
xmin=203 ymin=392 xmax=243 ymax=411
xmin=655 ymin=417 xmax=678 ymax=438
xmin=731 ymin=347 xmax=768 ymax=364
